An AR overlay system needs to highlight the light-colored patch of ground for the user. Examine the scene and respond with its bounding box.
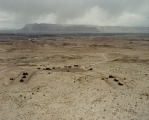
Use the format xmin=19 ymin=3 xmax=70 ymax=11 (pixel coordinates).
xmin=0 ymin=35 xmax=149 ymax=120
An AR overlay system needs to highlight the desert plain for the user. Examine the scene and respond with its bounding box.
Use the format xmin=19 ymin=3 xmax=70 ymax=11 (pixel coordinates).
xmin=0 ymin=34 xmax=149 ymax=120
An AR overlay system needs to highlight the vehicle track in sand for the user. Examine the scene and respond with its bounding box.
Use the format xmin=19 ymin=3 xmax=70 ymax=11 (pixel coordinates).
xmin=0 ymin=71 xmax=9 ymax=85
xmin=0 ymin=47 xmax=5 ymax=52
xmin=0 ymin=63 xmax=9 ymax=85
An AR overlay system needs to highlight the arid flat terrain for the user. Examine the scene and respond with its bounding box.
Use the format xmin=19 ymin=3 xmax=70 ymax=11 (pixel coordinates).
xmin=0 ymin=34 xmax=149 ymax=120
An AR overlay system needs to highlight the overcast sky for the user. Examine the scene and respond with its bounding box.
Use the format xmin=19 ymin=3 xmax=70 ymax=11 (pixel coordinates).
xmin=0 ymin=0 xmax=149 ymax=29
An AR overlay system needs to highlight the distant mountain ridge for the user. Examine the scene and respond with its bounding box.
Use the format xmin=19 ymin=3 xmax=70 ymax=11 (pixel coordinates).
xmin=0 ymin=23 xmax=149 ymax=34
xmin=21 ymin=24 xmax=149 ymax=33
xmin=97 ymin=26 xmax=149 ymax=33
xmin=21 ymin=23 xmax=99 ymax=33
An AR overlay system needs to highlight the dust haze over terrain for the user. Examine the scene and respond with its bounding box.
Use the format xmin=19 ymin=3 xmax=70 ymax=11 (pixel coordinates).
xmin=0 ymin=0 xmax=149 ymax=29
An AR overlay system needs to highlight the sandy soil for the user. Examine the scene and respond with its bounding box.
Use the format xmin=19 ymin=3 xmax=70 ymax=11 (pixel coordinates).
xmin=0 ymin=35 xmax=149 ymax=120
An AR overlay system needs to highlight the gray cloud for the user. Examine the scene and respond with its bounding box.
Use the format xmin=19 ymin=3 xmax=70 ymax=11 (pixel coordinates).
xmin=0 ymin=0 xmax=149 ymax=28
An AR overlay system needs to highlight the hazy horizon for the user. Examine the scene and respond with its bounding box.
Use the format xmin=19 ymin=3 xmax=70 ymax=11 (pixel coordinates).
xmin=1 ymin=23 xmax=149 ymax=30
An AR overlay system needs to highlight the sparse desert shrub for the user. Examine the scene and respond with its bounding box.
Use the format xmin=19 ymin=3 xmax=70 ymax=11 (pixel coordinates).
xmin=23 ymin=75 xmax=26 ymax=78
xmin=25 ymin=72 xmax=28 ymax=75
xmin=23 ymin=72 xmax=26 ymax=75
xmin=23 ymin=72 xmax=28 ymax=75
xmin=20 ymin=79 xmax=24 ymax=82
xmin=74 ymin=65 xmax=79 ymax=67
xmin=10 ymin=78 xmax=14 ymax=80
xmin=46 ymin=68 xmax=51 ymax=70
xmin=118 ymin=82 xmax=123 ymax=86
xmin=109 ymin=75 xmax=115 ymax=78
xmin=114 ymin=79 xmax=119 ymax=82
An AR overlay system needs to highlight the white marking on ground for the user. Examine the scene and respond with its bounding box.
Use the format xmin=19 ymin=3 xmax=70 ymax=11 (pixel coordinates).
xmin=102 ymin=53 xmax=108 ymax=61
xmin=88 ymin=53 xmax=108 ymax=66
